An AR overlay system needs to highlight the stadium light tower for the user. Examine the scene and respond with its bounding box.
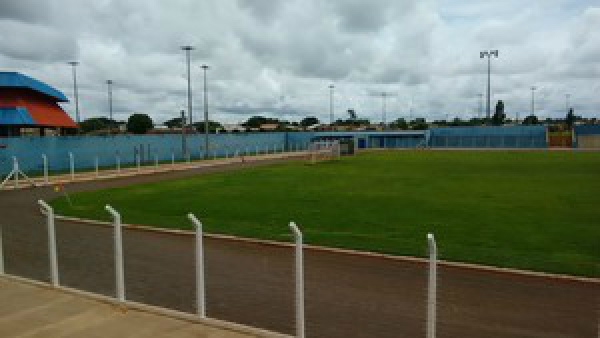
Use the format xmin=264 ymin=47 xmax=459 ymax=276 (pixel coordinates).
xmin=381 ymin=92 xmax=387 ymax=128
xmin=328 ymin=84 xmax=335 ymax=126
xmin=531 ymin=86 xmax=537 ymax=117
xmin=106 ymin=80 xmax=113 ymax=120
xmin=201 ymin=64 xmax=210 ymax=159
xmin=181 ymin=46 xmax=194 ymax=127
xmin=480 ymin=50 xmax=499 ymax=122
xmin=106 ymin=80 xmax=113 ymax=133
xmin=67 ymin=61 xmax=80 ymax=124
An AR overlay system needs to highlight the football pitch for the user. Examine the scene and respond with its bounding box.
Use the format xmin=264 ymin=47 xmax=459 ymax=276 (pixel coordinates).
xmin=50 ymin=150 xmax=600 ymax=277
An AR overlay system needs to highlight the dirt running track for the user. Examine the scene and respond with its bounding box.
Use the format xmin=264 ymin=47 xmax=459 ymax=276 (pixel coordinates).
xmin=1 ymin=158 xmax=597 ymax=338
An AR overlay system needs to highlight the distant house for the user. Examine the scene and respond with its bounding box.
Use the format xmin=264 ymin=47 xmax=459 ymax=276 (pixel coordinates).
xmin=222 ymin=124 xmax=246 ymax=132
xmin=259 ymin=123 xmax=279 ymax=131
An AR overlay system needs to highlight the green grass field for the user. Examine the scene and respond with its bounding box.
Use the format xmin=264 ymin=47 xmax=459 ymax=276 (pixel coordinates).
xmin=50 ymin=150 xmax=600 ymax=277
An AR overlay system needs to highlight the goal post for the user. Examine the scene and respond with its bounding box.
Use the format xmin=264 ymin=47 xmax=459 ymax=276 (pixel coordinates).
xmin=307 ymin=140 xmax=341 ymax=164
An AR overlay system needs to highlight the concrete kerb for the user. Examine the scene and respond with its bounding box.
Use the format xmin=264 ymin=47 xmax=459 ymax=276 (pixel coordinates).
xmin=49 ymin=212 xmax=599 ymax=286
xmin=1 ymin=273 xmax=291 ymax=338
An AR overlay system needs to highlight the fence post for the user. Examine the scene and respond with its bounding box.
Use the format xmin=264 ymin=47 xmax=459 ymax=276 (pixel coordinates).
xmin=427 ymin=233 xmax=437 ymax=338
xmin=155 ymin=153 xmax=159 ymax=168
xmin=136 ymin=153 xmax=141 ymax=172
xmin=105 ymin=205 xmax=125 ymax=302
xmin=0 ymin=225 xmax=4 ymax=274
xmin=69 ymin=152 xmax=74 ymax=180
xmin=188 ymin=213 xmax=206 ymax=318
xmin=289 ymin=222 xmax=305 ymax=338
xmin=42 ymin=154 xmax=49 ymax=184
xmin=171 ymin=151 xmax=175 ymax=168
xmin=95 ymin=156 xmax=99 ymax=177
xmin=38 ymin=200 xmax=59 ymax=287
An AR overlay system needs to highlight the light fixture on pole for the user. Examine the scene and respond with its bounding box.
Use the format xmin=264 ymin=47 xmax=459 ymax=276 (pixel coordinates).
xmin=530 ymin=86 xmax=537 ymax=117
xmin=480 ymin=50 xmax=499 ymax=122
xmin=67 ymin=61 xmax=80 ymax=124
xmin=201 ymin=64 xmax=210 ymax=159
xmin=328 ymin=84 xmax=335 ymax=126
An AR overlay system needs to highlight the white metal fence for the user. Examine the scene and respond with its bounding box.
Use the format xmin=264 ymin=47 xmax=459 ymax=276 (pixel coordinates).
xmin=0 ymin=202 xmax=439 ymax=338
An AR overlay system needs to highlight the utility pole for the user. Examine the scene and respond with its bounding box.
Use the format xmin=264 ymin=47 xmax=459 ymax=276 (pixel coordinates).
xmin=201 ymin=64 xmax=210 ymax=159
xmin=480 ymin=50 xmax=499 ymax=123
xmin=67 ymin=61 xmax=80 ymax=124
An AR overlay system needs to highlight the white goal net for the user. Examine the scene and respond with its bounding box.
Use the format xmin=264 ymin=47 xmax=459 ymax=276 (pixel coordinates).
xmin=307 ymin=140 xmax=341 ymax=164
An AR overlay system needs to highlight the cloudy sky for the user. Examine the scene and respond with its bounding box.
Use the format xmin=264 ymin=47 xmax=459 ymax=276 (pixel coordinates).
xmin=1 ymin=0 xmax=598 ymax=124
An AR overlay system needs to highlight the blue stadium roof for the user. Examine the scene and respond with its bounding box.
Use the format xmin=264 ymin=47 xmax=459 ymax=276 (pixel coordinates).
xmin=0 ymin=71 xmax=69 ymax=102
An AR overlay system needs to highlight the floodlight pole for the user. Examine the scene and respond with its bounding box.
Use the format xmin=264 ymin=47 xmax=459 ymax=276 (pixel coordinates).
xmin=477 ymin=93 xmax=483 ymax=119
xmin=381 ymin=92 xmax=387 ymax=128
xmin=181 ymin=110 xmax=187 ymax=159
xmin=531 ymin=86 xmax=537 ymax=117
xmin=67 ymin=61 xmax=80 ymax=124
xmin=202 ymin=64 xmax=210 ymax=159
xmin=329 ymin=84 xmax=335 ymax=127
xmin=181 ymin=46 xmax=194 ymax=126
xmin=480 ymin=50 xmax=498 ymax=123
xmin=107 ymin=79 xmax=113 ymax=124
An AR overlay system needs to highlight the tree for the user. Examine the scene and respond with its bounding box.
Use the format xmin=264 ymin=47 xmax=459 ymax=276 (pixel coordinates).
xmin=79 ymin=117 xmax=117 ymax=133
xmin=522 ymin=114 xmax=539 ymax=125
xmin=410 ymin=118 xmax=428 ymax=130
xmin=565 ymin=108 xmax=576 ymax=128
xmin=243 ymin=116 xmax=279 ymax=128
xmin=492 ymin=100 xmax=506 ymax=126
xmin=127 ymin=113 xmax=153 ymax=134
xmin=300 ymin=116 xmax=319 ymax=127
xmin=390 ymin=118 xmax=408 ymax=130
xmin=164 ymin=117 xmax=185 ymax=128
xmin=347 ymin=109 xmax=357 ymax=120
xmin=192 ymin=121 xmax=223 ymax=133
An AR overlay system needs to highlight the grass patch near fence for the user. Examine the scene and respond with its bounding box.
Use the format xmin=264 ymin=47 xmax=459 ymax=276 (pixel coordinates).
xmin=50 ymin=150 xmax=600 ymax=277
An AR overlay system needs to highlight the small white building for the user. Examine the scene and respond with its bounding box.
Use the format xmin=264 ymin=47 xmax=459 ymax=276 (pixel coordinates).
xmin=222 ymin=124 xmax=246 ymax=133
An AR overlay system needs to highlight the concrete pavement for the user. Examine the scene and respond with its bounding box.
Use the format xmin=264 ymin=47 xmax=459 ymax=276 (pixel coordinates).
xmin=0 ymin=275 xmax=289 ymax=338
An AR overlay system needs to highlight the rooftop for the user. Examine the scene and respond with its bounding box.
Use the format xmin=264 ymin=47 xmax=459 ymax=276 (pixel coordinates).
xmin=0 ymin=71 xmax=69 ymax=102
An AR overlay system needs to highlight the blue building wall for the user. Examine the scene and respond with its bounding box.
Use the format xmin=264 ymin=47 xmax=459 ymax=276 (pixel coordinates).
xmin=574 ymin=125 xmax=600 ymax=136
xmin=429 ymin=126 xmax=547 ymax=148
xmin=308 ymin=131 xmax=427 ymax=149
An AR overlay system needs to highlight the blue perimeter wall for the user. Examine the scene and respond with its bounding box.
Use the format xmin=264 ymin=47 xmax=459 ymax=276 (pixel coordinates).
xmin=0 ymin=133 xmax=313 ymax=176
xmin=0 ymin=125 xmax=554 ymax=175
xmin=429 ymin=126 xmax=547 ymax=148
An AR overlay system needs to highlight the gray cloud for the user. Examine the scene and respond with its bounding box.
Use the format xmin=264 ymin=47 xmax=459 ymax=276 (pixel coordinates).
xmin=0 ymin=0 xmax=597 ymax=124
